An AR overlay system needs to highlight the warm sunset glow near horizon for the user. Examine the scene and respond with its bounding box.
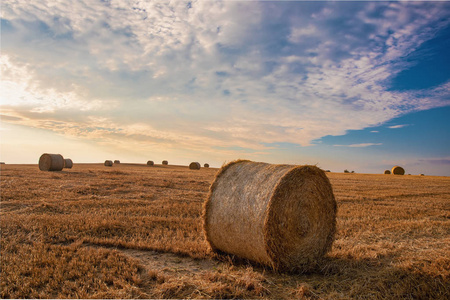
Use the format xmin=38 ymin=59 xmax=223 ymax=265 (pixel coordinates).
xmin=1 ymin=1 xmax=449 ymax=175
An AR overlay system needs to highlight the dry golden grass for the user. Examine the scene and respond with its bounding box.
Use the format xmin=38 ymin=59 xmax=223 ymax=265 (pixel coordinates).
xmin=1 ymin=163 xmax=449 ymax=299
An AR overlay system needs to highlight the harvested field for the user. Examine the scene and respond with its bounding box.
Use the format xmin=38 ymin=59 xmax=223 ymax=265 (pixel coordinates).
xmin=1 ymin=163 xmax=449 ymax=299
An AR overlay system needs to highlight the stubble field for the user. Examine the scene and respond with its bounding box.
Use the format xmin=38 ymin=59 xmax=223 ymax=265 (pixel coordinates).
xmin=1 ymin=163 xmax=449 ymax=299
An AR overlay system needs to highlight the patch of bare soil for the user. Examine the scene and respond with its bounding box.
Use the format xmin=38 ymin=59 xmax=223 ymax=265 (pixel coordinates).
xmin=123 ymin=248 xmax=219 ymax=275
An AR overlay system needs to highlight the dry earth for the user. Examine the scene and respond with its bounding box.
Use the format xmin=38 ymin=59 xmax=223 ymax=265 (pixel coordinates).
xmin=1 ymin=163 xmax=449 ymax=299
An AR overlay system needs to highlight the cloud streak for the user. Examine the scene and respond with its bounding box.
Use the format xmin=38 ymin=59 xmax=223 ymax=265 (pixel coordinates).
xmin=388 ymin=124 xmax=409 ymax=129
xmin=334 ymin=143 xmax=383 ymax=148
xmin=1 ymin=0 xmax=450 ymax=155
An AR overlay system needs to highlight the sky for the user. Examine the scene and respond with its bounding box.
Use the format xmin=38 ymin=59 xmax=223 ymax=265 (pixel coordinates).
xmin=1 ymin=0 xmax=449 ymax=176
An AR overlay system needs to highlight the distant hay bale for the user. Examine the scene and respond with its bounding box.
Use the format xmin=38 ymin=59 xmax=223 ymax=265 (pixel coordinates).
xmin=203 ymin=160 xmax=337 ymax=272
xmin=147 ymin=161 xmax=154 ymax=166
xmin=104 ymin=160 xmax=113 ymax=167
xmin=420 ymin=174 xmax=424 ymax=176
xmin=384 ymin=170 xmax=391 ymax=174
xmin=204 ymin=163 xmax=210 ymax=168
xmin=64 ymin=159 xmax=73 ymax=169
xmin=391 ymin=166 xmax=405 ymax=175
xmin=114 ymin=160 xmax=120 ymax=164
xmin=38 ymin=153 xmax=64 ymax=171
xmin=189 ymin=162 xmax=201 ymax=170
xmin=162 ymin=160 xmax=168 ymax=165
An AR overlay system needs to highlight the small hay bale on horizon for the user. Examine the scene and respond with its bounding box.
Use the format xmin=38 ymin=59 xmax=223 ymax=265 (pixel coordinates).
xmin=189 ymin=162 xmax=201 ymax=170
xmin=39 ymin=153 xmax=64 ymax=171
xmin=391 ymin=166 xmax=405 ymax=175
xmin=147 ymin=161 xmax=154 ymax=166
xmin=104 ymin=160 xmax=113 ymax=167
xmin=162 ymin=160 xmax=168 ymax=165
xmin=204 ymin=163 xmax=210 ymax=168
xmin=384 ymin=170 xmax=391 ymax=174
xmin=64 ymin=159 xmax=73 ymax=169
xmin=114 ymin=160 xmax=120 ymax=164
xmin=203 ymin=160 xmax=337 ymax=272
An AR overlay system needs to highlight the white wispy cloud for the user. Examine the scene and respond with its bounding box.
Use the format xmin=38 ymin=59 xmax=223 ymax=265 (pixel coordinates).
xmin=388 ymin=124 xmax=409 ymax=129
xmin=1 ymin=0 xmax=449 ymax=155
xmin=334 ymin=143 xmax=383 ymax=148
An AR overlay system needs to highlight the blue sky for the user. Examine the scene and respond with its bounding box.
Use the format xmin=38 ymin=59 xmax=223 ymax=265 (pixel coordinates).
xmin=1 ymin=1 xmax=449 ymax=175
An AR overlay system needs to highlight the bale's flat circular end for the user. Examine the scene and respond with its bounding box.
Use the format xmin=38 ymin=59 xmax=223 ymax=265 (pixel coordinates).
xmin=189 ymin=162 xmax=201 ymax=170
xmin=162 ymin=160 xmax=168 ymax=165
xmin=39 ymin=154 xmax=52 ymax=171
xmin=264 ymin=166 xmax=336 ymax=271
xmin=39 ymin=153 xmax=64 ymax=171
xmin=384 ymin=170 xmax=391 ymax=174
xmin=391 ymin=166 xmax=405 ymax=175
xmin=204 ymin=163 xmax=210 ymax=168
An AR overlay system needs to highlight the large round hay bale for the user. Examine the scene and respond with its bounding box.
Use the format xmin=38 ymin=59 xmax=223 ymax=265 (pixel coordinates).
xmin=203 ymin=160 xmax=337 ymax=272
xmin=147 ymin=160 xmax=154 ymax=166
xmin=189 ymin=162 xmax=201 ymax=170
xmin=391 ymin=166 xmax=405 ymax=175
xmin=104 ymin=160 xmax=113 ymax=167
xmin=204 ymin=163 xmax=210 ymax=168
xmin=39 ymin=153 xmax=64 ymax=171
xmin=384 ymin=170 xmax=391 ymax=174
xmin=114 ymin=160 xmax=120 ymax=164
xmin=162 ymin=160 xmax=168 ymax=165
xmin=64 ymin=159 xmax=73 ymax=169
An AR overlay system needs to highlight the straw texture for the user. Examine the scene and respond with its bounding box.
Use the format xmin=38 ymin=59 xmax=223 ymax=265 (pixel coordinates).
xmin=391 ymin=166 xmax=405 ymax=175
xmin=104 ymin=160 xmax=113 ymax=167
xmin=64 ymin=159 xmax=73 ymax=169
xmin=203 ymin=160 xmax=337 ymax=272
xmin=38 ymin=154 xmax=64 ymax=171
xmin=189 ymin=162 xmax=201 ymax=170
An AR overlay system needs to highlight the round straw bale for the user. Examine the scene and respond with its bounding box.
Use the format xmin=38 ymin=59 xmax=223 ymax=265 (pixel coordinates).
xmin=64 ymin=158 xmax=73 ymax=169
xmin=189 ymin=162 xmax=201 ymax=170
xmin=391 ymin=166 xmax=405 ymax=175
xmin=203 ymin=160 xmax=337 ymax=272
xmin=114 ymin=160 xmax=120 ymax=164
xmin=147 ymin=160 xmax=154 ymax=166
xmin=384 ymin=170 xmax=391 ymax=174
xmin=39 ymin=153 xmax=64 ymax=171
xmin=204 ymin=163 xmax=210 ymax=168
xmin=162 ymin=160 xmax=168 ymax=165
xmin=104 ymin=160 xmax=113 ymax=167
